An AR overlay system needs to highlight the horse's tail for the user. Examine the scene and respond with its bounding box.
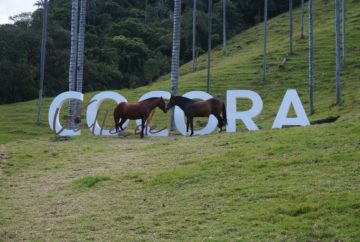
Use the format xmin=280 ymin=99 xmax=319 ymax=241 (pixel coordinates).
xmin=222 ymin=102 xmax=227 ymax=125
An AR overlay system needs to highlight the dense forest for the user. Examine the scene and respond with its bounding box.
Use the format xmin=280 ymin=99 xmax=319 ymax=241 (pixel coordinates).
xmin=0 ymin=0 xmax=302 ymax=104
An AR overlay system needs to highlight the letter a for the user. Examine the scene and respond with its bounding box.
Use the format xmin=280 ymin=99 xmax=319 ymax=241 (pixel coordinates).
xmin=272 ymin=89 xmax=310 ymax=129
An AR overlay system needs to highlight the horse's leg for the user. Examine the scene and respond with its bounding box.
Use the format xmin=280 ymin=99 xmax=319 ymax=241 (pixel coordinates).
xmin=186 ymin=116 xmax=190 ymax=133
xmin=190 ymin=116 xmax=194 ymax=136
xmin=118 ymin=118 xmax=127 ymax=131
xmin=215 ymin=114 xmax=223 ymax=132
xmin=114 ymin=116 xmax=120 ymax=133
xmin=140 ymin=118 xmax=146 ymax=138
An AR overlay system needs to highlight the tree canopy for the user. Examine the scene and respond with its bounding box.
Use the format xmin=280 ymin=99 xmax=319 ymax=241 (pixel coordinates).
xmin=0 ymin=0 xmax=301 ymax=104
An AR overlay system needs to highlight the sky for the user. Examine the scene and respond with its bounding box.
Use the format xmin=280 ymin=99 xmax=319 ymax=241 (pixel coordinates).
xmin=0 ymin=0 xmax=37 ymax=24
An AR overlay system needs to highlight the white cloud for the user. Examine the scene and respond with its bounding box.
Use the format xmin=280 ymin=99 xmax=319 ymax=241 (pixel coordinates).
xmin=0 ymin=0 xmax=37 ymax=24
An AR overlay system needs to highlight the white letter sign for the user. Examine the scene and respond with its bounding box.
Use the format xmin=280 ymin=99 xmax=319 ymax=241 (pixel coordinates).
xmin=48 ymin=89 xmax=310 ymax=137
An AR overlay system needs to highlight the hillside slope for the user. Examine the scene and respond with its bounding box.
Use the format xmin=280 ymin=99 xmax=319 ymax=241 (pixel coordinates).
xmin=0 ymin=1 xmax=359 ymax=241
xmin=1 ymin=0 xmax=360 ymax=143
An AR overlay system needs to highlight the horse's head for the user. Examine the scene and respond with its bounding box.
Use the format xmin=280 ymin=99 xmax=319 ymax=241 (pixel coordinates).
xmin=158 ymin=97 xmax=167 ymax=113
xmin=166 ymin=95 xmax=176 ymax=112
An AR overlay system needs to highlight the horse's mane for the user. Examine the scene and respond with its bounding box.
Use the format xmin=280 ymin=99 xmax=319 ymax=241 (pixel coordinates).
xmin=175 ymin=96 xmax=194 ymax=104
xmin=140 ymin=97 xmax=162 ymax=103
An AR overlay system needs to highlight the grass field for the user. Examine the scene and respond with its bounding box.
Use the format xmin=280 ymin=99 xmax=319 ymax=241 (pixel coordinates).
xmin=1 ymin=0 xmax=360 ymax=241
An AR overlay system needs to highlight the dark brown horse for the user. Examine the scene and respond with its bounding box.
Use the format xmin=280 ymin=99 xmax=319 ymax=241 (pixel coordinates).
xmin=114 ymin=97 xmax=166 ymax=138
xmin=166 ymin=95 xmax=227 ymax=136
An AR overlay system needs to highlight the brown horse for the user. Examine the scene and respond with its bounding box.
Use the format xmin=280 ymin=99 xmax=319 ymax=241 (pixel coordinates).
xmin=166 ymin=95 xmax=227 ymax=136
xmin=114 ymin=97 xmax=166 ymax=138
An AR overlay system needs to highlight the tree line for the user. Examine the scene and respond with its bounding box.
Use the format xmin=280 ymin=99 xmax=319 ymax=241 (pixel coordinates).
xmin=0 ymin=0 xmax=301 ymax=104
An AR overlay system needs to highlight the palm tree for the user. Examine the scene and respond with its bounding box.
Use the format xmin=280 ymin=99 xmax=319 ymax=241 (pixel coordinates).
xmin=223 ymin=0 xmax=227 ymax=54
xmin=170 ymin=0 xmax=182 ymax=130
xmin=309 ymin=0 xmax=314 ymax=114
xmin=289 ymin=0 xmax=293 ymax=54
xmin=207 ymin=0 xmax=213 ymax=93
xmin=68 ymin=0 xmax=79 ymax=127
xmin=335 ymin=0 xmax=341 ymax=104
xmin=342 ymin=0 xmax=346 ymax=67
xmin=75 ymin=0 xmax=87 ymax=116
xmin=36 ymin=0 xmax=48 ymax=126
xmin=34 ymin=0 xmax=46 ymax=8
xmin=263 ymin=0 xmax=268 ymax=81
xmin=301 ymin=0 xmax=305 ymax=39
xmin=192 ymin=0 xmax=197 ymax=72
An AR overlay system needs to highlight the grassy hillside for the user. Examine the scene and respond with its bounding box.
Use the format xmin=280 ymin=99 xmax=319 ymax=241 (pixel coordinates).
xmin=1 ymin=1 xmax=359 ymax=241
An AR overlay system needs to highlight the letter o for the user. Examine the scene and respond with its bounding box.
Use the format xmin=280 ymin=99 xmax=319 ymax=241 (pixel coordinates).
xmin=174 ymin=91 xmax=218 ymax=136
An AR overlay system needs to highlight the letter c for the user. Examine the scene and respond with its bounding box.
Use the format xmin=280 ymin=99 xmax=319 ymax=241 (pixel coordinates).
xmin=86 ymin=91 xmax=129 ymax=136
xmin=48 ymin=91 xmax=84 ymax=136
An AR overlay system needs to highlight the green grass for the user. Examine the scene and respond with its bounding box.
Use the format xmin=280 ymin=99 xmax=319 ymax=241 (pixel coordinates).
xmin=72 ymin=176 xmax=111 ymax=189
xmin=0 ymin=0 xmax=360 ymax=241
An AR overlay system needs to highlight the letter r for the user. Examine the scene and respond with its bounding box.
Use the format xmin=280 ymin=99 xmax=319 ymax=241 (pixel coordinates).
xmin=226 ymin=90 xmax=263 ymax=132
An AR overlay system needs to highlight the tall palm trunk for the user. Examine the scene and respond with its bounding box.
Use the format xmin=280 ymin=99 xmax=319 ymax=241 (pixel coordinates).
xmin=207 ymin=0 xmax=212 ymax=93
xmin=335 ymin=0 xmax=341 ymax=104
xmin=223 ymin=0 xmax=227 ymax=54
xmin=68 ymin=0 xmax=79 ymax=127
xmin=192 ymin=0 xmax=197 ymax=72
xmin=37 ymin=0 xmax=48 ymax=126
xmin=75 ymin=0 xmax=87 ymax=117
xmin=170 ymin=0 xmax=182 ymax=131
xmin=342 ymin=0 xmax=346 ymax=67
xmin=301 ymin=0 xmax=305 ymax=39
xmin=309 ymin=0 xmax=314 ymax=114
xmin=263 ymin=0 xmax=268 ymax=81
xmin=289 ymin=0 xmax=293 ymax=54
